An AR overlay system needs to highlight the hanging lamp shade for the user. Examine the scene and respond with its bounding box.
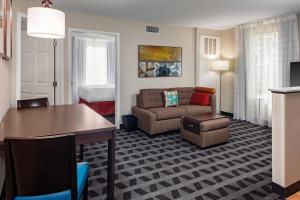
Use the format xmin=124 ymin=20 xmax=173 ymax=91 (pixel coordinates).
xmin=27 ymin=7 xmax=65 ymax=39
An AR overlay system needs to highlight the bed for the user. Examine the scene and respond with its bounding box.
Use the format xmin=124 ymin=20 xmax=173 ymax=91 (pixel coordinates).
xmin=78 ymin=85 xmax=115 ymax=116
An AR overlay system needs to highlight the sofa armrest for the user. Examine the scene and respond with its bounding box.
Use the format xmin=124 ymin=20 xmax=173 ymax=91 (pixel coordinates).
xmin=195 ymin=86 xmax=216 ymax=94
xmin=132 ymin=106 xmax=156 ymax=133
xmin=210 ymin=94 xmax=216 ymax=115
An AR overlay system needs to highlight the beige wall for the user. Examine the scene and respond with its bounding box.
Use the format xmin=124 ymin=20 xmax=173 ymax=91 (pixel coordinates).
xmin=221 ymin=28 xmax=235 ymax=113
xmin=0 ymin=59 xmax=11 ymax=120
xmin=11 ymin=0 xmax=237 ymax=121
xmin=196 ymin=28 xmax=222 ymax=113
xmin=12 ymin=0 xmax=196 ymax=119
xmin=65 ymin=12 xmax=196 ymax=116
xmin=196 ymin=28 xmax=235 ymax=114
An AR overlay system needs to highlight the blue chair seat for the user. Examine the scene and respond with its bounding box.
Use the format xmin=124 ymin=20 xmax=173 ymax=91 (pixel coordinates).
xmin=76 ymin=162 xmax=89 ymax=198
xmin=14 ymin=162 xmax=89 ymax=200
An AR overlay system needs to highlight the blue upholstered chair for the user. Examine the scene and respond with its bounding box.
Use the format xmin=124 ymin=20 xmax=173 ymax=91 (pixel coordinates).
xmin=2 ymin=134 xmax=89 ymax=200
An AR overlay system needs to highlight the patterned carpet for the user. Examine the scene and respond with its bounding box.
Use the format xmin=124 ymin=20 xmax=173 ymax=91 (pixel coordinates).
xmin=81 ymin=120 xmax=281 ymax=200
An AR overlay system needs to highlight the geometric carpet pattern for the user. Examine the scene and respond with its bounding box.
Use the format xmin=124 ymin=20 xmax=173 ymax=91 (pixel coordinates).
xmin=80 ymin=120 xmax=281 ymax=200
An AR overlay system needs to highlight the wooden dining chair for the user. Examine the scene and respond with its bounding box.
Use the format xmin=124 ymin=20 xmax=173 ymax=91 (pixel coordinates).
xmin=17 ymin=98 xmax=49 ymax=109
xmin=2 ymin=134 xmax=89 ymax=200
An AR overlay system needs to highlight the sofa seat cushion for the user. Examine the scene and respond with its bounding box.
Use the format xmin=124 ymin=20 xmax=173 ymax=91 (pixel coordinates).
xmin=148 ymin=107 xmax=186 ymax=120
xmin=180 ymin=105 xmax=211 ymax=116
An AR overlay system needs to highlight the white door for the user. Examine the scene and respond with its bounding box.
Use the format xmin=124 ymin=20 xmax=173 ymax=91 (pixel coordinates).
xmin=21 ymin=31 xmax=55 ymax=105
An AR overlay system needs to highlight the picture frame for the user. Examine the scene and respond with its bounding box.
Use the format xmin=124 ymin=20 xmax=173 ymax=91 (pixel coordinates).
xmin=138 ymin=45 xmax=182 ymax=78
xmin=0 ymin=0 xmax=5 ymax=57
xmin=3 ymin=0 xmax=12 ymax=60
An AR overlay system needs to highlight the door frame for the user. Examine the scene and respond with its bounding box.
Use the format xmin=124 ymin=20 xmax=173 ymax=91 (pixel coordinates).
xmin=68 ymin=28 xmax=121 ymax=128
xmin=16 ymin=12 xmax=65 ymax=105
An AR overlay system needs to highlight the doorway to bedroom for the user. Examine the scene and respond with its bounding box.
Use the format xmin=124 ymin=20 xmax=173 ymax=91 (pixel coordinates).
xmin=69 ymin=28 xmax=120 ymax=128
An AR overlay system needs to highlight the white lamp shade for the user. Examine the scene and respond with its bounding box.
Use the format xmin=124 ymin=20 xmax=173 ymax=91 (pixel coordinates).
xmin=212 ymin=60 xmax=229 ymax=71
xmin=27 ymin=7 xmax=65 ymax=39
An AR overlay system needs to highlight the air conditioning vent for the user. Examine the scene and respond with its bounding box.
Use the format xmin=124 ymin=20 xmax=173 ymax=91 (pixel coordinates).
xmin=200 ymin=35 xmax=221 ymax=57
xmin=145 ymin=25 xmax=160 ymax=34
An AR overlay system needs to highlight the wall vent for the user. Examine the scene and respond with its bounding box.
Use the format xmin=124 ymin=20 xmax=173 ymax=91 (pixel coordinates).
xmin=145 ymin=25 xmax=160 ymax=34
xmin=200 ymin=35 xmax=221 ymax=57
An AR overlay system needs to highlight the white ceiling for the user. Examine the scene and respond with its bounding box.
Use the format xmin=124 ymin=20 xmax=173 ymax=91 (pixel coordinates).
xmin=55 ymin=0 xmax=300 ymax=29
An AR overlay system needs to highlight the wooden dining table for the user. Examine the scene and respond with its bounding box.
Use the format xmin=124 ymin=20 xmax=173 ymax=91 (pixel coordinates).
xmin=0 ymin=104 xmax=116 ymax=200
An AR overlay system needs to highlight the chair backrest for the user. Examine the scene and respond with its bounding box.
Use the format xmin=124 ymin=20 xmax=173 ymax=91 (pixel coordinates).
xmin=17 ymin=98 xmax=49 ymax=109
xmin=4 ymin=135 xmax=77 ymax=200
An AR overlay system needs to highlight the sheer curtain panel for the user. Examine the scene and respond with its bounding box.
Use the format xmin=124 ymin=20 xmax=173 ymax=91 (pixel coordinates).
xmin=234 ymin=14 xmax=299 ymax=126
xmin=107 ymin=40 xmax=116 ymax=85
xmin=72 ymin=37 xmax=87 ymax=103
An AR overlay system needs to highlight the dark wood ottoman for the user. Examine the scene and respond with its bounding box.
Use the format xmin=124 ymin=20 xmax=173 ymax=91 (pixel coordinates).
xmin=180 ymin=114 xmax=230 ymax=148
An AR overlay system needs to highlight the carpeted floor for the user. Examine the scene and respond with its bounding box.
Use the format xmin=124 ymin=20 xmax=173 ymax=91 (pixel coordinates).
xmin=82 ymin=120 xmax=280 ymax=200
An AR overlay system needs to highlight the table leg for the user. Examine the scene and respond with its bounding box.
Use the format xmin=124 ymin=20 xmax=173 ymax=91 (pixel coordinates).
xmin=0 ymin=179 xmax=5 ymax=200
xmin=0 ymin=146 xmax=3 ymax=161
xmin=79 ymin=144 xmax=84 ymax=161
xmin=107 ymin=131 xmax=115 ymax=200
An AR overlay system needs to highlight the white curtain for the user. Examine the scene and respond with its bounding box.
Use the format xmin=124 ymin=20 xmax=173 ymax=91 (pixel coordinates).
xmin=107 ymin=40 xmax=116 ymax=85
xmin=234 ymin=14 xmax=299 ymax=126
xmin=85 ymin=38 xmax=108 ymax=85
xmin=72 ymin=37 xmax=87 ymax=103
xmin=84 ymin=37 xmax=116 ymax=85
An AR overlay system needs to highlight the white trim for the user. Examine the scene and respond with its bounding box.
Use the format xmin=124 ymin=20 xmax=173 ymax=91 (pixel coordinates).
xmin=71 ymin=31 xmax=116 ymax=41
xmin=16 ymin=12 xmax=65 ymax=106
xmin=195 ymin=28 xmax=200 ymax=86
xmin=115 ymin=33 xmax=121 ymax=129
xmin=68 ymin=28 xmax=121 ymax=128
xmin=15 ymin=12 xmax=27 ymax=106
xmin=56 ymin=39 xmax=65 ymax=105
xmin=68 ymin=28 xmax=72 ymax=104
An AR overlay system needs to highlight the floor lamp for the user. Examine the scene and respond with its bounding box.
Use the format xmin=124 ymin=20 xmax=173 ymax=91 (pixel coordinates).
xmin=212 ymin=60 xmax=229 ymax=114
xmin=27 ymin=0 xmax=65 ymax=106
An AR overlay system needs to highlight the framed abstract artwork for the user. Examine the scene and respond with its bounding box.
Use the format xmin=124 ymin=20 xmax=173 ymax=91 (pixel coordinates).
xmin=0 ymin=0 xmax=12 ymax=59
xmin=3 ymin=0 xmax=12 ymax=59
xmin=0 ymin=0 xmax=5 ymax=57
xmin=138 ymin=45 xmax=182 ymax=78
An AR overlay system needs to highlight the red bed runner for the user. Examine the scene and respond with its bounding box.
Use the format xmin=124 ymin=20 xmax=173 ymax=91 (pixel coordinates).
xmin=79 ymin=98 xmax=115 ymax=116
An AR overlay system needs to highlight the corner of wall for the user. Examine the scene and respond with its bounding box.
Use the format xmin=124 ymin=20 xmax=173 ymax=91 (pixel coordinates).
xmin=0 ymin=58 xmax=11 ymax=121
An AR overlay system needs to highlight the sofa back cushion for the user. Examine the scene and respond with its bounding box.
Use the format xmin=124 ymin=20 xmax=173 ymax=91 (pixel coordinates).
xmin=169 ymin=87 xmax=194 ymax=105
xmin=140 ymin=89 xmax=164 ymax=109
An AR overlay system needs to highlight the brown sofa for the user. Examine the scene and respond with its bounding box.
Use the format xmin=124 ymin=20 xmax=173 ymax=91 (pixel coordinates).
xmin=132 ymin=87 xmax=216 ymax=135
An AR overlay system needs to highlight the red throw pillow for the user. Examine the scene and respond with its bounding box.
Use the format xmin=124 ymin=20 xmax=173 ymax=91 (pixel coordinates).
xmin=190 ymin=92 xmax=210 ymax=106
